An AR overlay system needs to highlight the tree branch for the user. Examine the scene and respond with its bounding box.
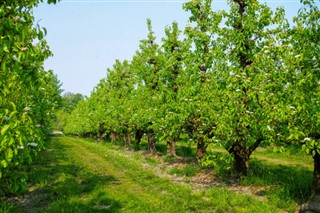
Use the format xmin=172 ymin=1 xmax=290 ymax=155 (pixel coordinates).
xmin=248 ymin=138 xmax=264 ymax=156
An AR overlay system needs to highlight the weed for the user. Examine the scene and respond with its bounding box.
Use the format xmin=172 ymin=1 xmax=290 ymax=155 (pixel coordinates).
xmin=169 ymin=165 xmax=198 ymax=177
xmin=176 ymin=144 xmax=194 ymax=157
xmin=145 ymin=157 xmax=158 ymax=166
xmin=163 ymin=155 xmax=176 ymax=163
xmin=199 ymin=152 xmax=234 ymax=176
xmin=0 ymin=203 xmax=20 ymax=213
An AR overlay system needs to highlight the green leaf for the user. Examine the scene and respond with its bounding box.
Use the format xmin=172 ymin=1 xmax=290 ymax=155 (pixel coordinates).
xmin=1 ymin=61 xmax=6 ymax=72
xmin=5 ymin=148 xmax=13 ymax=160
xmin=9 ymin=111 xmax=17 ymax=118
xmin=38 ymin=30 xmax=44 ymax=40
xmin=1 ymin=160 xmax=8 ymax=168
xmin=3 ymin=44 xmax=9 ymax=53
xmin=10 ymin=102 xmax=16 ymax=111
xmin=1 ymin=125 xmax=10 ymax=135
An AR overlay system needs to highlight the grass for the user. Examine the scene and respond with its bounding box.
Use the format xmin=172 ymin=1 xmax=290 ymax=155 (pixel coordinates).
xmin=168 ymin=165 xmax=198 ymax=177
xmin=0 ymin=136 xmax=313 ymax=212
xmin=206 ymin=143 xmax=313 ymax=210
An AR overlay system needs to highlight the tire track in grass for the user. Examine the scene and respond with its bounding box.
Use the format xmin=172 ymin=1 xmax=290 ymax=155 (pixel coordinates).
xmin=42 ymin=137 xmax=297 ymax=212
xmin=60 ymin=137 xmax=209 ymax=212
xmin=62 ymin=137 xmax=165 ymax=210
xmin=2 ymin=137 xmax=292 ymax=212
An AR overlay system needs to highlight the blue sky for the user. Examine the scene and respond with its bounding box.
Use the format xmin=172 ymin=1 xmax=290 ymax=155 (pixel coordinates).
xmin=34 ymin=0 xmax=305 ymax=96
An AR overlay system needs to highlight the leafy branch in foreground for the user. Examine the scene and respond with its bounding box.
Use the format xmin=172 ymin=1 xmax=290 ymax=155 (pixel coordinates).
xmin=0 ymin=0 xmax=61 ymax=194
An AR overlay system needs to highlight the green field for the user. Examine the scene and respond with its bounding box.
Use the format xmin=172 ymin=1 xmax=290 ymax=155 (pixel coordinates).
xmin=0 ymin=137 xmax=313 ymax=213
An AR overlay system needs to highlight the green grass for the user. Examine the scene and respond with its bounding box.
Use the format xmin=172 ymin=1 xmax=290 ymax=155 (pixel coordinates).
xmin=168 ymin=165 xmax=198 ymax=177
xmin=0 ymin=137 xmax=312 ymax=212
xmin=205 ymin=143 xmax=313 ymax=210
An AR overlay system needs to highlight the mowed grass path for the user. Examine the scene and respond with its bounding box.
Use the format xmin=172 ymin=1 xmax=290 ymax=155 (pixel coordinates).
xmin=1 ymin=137 xmax=307 ymax=212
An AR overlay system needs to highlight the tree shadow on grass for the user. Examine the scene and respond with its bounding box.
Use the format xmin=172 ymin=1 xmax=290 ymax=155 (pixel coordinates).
xmin=242 ymin=159 xmax=313 ymax=204
xmin=154 ymin=141 xmax=195 ymax=158
xmin=3 ymin=138 xmax=122 ymax=213
xmin=131 ymin=139 xmax=195 ymax=158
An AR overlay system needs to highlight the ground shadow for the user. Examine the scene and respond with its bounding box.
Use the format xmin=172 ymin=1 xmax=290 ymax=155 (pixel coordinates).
xmin=242 ymin=159 xmax=312 ymax=204
xmin=2 ymin=138 xmax=122 ymax=213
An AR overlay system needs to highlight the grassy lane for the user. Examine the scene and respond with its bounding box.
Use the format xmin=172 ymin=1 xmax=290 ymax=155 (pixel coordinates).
xmin=1 ymin=137 xmax=304 ymax=212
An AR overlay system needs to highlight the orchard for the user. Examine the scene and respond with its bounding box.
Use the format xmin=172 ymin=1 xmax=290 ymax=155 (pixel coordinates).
xmin=1 ymin=0 xmax=320 ymax=212
xmin=65 ymin=0 xmax=320 ymax=211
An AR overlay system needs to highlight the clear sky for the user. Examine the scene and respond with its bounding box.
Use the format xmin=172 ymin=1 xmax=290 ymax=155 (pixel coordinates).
xmin=34 ymin=0 xmax=306 ymax=96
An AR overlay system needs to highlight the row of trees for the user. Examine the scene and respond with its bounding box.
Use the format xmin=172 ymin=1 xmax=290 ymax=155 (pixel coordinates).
xmin=64 ymin=0 xmax=319 ymax=210
xmin=53 ymin=92 xmax=84 ymax=131
xmin=0 ymin=0 xmax=61 ymax=194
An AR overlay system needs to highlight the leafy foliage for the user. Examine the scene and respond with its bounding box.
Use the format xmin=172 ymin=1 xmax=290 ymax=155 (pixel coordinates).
xmin=63 ymin=0 xmax=320 ymax=206
xmin=0 ymin=0 xmax=61 ymax=194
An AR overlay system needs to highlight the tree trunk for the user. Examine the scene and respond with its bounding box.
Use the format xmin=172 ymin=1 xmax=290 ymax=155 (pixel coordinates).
xmin=228 ymin=143 xmax=250 ymax=177
xmin=97 ymin=123 xmax=105 ymax=140
xmin=111 ymin=131 xmax=116 ymax=142
xmin=233 ymin=152 xmax=250 ymax=177
xmin=166 ymin=135 xmax=177 ymax=157
xmin=124 ymin=131 xmax=131 ymax=147
xmin=196 ymin=138 xmax=207 ymax=161
xmin=104 ymin=132 xmax=110 ymax=141
xmin=312 ymin=152 xmax=320 ymax=197
xmin=300 ymin=151 xmax=320 ymax=212
xmin=135 ymin=129 xmax=144 ymax=145
xmin=227 ymin=138 xmax=263 ymax=177
xmin=147 ymin=129 xmax=157 ymax=153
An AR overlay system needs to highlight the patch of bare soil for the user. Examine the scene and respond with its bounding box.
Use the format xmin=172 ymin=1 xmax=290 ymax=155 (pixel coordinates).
xmin=140 ymin=152 xmax=269 ymax=201
xmin=140 ymin=152 xmax=165 ymax=163
xmin=4 ymin=185 xmax=50 ymax=212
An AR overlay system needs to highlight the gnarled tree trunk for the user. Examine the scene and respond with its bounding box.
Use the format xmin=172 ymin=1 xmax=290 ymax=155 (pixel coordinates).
xmin=300 ymin=151 xmax=320 ymax=212
xmin=111 ymin=131 xmax=117 ymax=142
xmin=227 ymin=138 xmax=263 ymax=177
xmin=135 ymin=129 xmax=144 ymax=145
xmin=147 ymin=129 xmax=156 ymax=153
xmin=233 ymin=152 xmax=250 ymax=177
xmin=124 ymin=131 xmax=131 ymax=147
xmin=196 ymin=138 xmax=207 ymax=162
xmin=166 ymin=135 xmax=177 ymax=157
